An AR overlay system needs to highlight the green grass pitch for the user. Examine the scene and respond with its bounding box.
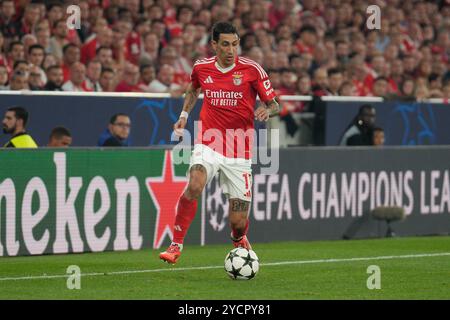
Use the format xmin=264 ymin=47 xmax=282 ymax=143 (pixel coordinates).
xmin=0 ymin=236 xmax=449 ymax=300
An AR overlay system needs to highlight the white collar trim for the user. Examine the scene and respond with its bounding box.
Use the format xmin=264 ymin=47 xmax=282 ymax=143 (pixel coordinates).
xmin=215 ymin=61 xmax=235 ymax=73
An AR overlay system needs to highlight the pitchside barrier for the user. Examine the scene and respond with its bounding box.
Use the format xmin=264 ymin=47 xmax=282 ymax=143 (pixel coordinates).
xmin=0 ymin=92 xmax=447 ymax=147
xmin=0 ymin=146 xmax=449 ymax=257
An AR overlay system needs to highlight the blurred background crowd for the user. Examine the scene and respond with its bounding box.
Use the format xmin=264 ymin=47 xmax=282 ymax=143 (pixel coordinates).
xmin=0 ymin=0 xmax=449 ymax=103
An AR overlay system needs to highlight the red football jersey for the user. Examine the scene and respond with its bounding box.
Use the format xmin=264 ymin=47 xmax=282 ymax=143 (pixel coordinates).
xmin=190 ymin=56 xmax=276 ymax=159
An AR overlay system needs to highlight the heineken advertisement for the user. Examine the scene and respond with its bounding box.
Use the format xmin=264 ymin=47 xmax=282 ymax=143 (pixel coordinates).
xmin=1 ymin=147 xmax=450 ymax=257
xmin=0 ymin=149 xmax=199 ymax=257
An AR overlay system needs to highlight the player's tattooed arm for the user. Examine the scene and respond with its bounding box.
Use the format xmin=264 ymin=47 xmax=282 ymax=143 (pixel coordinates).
xmin=182 ymin=83 xmax=202 ymax=114
xmin=265 ymin=97 xmax=280 ymax=117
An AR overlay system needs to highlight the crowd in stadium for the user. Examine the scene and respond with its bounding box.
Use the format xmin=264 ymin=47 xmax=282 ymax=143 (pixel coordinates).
xmin=0 ymin=0 xmax=449 ymax=104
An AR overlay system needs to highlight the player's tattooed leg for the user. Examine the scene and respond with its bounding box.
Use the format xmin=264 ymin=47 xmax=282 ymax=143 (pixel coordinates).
xmin=229 ymin=199 xmax=250 ymax=239
xmin=230 ymin=199 xmax=250 ymax=212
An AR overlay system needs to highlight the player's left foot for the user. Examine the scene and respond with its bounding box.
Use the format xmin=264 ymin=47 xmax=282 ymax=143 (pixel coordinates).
xmin=231 ymin=234 xmax=252 ymax=250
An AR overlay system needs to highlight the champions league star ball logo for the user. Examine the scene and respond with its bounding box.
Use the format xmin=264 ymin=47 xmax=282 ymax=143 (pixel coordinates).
xmin=206 ymin=178 xmax=229 ymax=232
xmin=232 ymin=72 xmax=243 ymax=86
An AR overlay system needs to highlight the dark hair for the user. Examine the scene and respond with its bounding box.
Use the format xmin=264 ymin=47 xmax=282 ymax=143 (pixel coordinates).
xmin=62 ymin=43 xmax=78 ymax=55
xmin=140 ymin=63 xmax=154 ymax=73
xmin=176 ymin=5 xmax=193 ymax=21
xmin=358 ymin=104 xmax=375 ymax=115
xmin=109 ymin=113 xmax=129 ymax=124
xmin=8 ymin=41 xmax=24 ymax=53
xmin=374 ymin=76 xmax=388 ymax=83
xmin=7 ymin=106 xmax=29 ymax=126
xmin=373 ymin=127 xmax=384 ymax=133
xmin=53 ymin=18 xmax=67 ymax=29
xmin=428 ymin=73 xmax=440 ymax=82
xmin=13 ymin=60 xmax=28 ymax=70
xmin=50 ymin=126 xmax=71 ymax=139
xmin=328 ymin=68 xmax=342 ymax=76
xmin=212 ymin=22 xmax=239 ymax=42
xmin=299 ymin=25 xmax=317 ymax=35
xmin=96 ymin=46 xmax=112 ymax=55
xmin=101 ymin=67 xmax=115 ymax=75
xmin=46 ymin=64 xmax=62 ymax=73
xmin=28 ymin=44 xmax=45 ymax=55
xmin=47 ymin=2 xmax=62 ymax=11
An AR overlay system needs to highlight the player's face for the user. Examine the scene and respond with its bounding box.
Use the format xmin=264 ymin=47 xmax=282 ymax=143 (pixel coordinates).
xmin=213 ymin=33 xmax=239 ymax=67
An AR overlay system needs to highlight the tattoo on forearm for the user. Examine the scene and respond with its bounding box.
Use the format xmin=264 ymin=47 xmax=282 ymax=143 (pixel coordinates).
xmin=231 ymin=199 xmax=250 ymax=212
xmin=183 ymin=85 xmax=200 ymax=113
xmin=266 ymin=98 xmax=280 ymax=116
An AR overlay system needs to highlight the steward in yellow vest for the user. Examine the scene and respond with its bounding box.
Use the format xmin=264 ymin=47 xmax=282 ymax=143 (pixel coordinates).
xmin=4 ymin=132 xmax=38 ymax=148
xmin=2 ymin=106 xmax=38 ymax=148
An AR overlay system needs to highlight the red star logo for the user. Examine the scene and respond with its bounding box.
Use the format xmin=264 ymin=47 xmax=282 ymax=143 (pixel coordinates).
xmin=146 ymin=151 xmax=188 ymax=249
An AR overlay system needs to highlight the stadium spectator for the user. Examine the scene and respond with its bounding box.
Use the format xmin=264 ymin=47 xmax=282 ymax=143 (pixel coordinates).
xmin=373 ymin=127 xmax=385 ymax=147
xmin=61 ymin=43 xmax=80 ymax=82
xmin=8 ymin=70 xmax=28 ymax=90
xmin=0 ymin=0 xmax=447 ymax=101
xmin=48 ymin=19 xmax=70 ymax=62
xmin=2 ymin=106 xmax=37 ymax=148
xmin=7 ymin=41 xmax=25 ymax=72
xmin=27 ymin=44 xmax=46 ymax=83
xmin=340 ymin=104 xmax=376 ymax=146
xmin=138 ymin=64 xmax=156 ymax=92
xmin=48 ymin=126 xmax=72 ymax=147
xmin=98 ymin=113 xmax=131 ymax=147
xmin=148 ymin=64 xmax=183 ymax=96
xmin=44 ymin=65 xmax=64 ymax=91
xmin=371 ymin=77 xmax=389 ymax=98
xmin=312 ymin=67 xmax=329 ymax=96
xmin=0 ymin=65 xmax=8 ymax=90
xmin=99 ymin=67 xmax=116 ymax=92
xmin=28 ymin=65 xmax=44 ymax=90
xmin=21 ymin=34 xmax=37 ymax=60
xmin=115 ymin=62 xmax=141 ymax=92
xmin=35 ymin=27 xmax=51 ymax=54
xmin=328 ymin=68 xmax=343 ymax=96
xmin=339 ymin=81 xmax=356 ymax=96
xmin=17 ymin=4 xmax=40 ymax=38
xmin=84 ymin=60 xmax=102 ymax=91
xmin=62 ymin=62 xmax=90 ymax=92
xmin=96 ymin=46 xmax=114 ymax=69
xmin=0 ymin=0 xmax=17 ymax=39
xmin=13 ymin=60 xmax=30 ymax=76
xmin=139 ymin=32 xmax=160 ymax=65
xmin=81 ymin=26 xmax=113 ymax=64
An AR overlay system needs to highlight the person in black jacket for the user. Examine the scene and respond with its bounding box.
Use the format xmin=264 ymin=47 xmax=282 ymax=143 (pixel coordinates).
xmin=339 ymin=104 xmax=376 ymax=146
xmin=98 ymin=113 xmax=131 ymax=147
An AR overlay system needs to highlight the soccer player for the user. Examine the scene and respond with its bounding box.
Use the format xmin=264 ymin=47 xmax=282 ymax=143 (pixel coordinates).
xmin=159 ymin=22 xmax=279 ymax=264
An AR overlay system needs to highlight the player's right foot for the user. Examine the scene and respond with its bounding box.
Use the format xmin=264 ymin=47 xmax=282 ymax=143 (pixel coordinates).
xmin=159 ymin=243 xmax=182 ymax=264
xmin=231 ymin=235 xmax=252 ymax=250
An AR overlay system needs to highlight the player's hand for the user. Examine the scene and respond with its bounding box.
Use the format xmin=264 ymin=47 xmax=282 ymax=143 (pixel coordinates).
xmin=173 ymin=117 xmax=187 ymax=136
xmin=254 ymin=106 xmax=270 ymax=122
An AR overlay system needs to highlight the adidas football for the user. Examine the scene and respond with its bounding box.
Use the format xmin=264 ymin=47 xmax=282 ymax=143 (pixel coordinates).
xmin=224 ymin=247 xmax=259 ymax=280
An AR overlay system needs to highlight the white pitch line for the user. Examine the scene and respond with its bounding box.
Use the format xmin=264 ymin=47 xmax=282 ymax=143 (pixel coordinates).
xmin=0 ymin=252 xmax=449 ymax=282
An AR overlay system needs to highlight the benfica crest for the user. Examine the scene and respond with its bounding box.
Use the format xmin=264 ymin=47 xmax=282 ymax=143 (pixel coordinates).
xmin=232 ymin=73 xmax=243 ymax=86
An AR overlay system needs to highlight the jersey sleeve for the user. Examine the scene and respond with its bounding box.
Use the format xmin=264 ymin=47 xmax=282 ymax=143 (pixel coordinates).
xmin=190 ymin=64 xmax=201 ymax=89
xmin=250 ymin=64 xmax=277 ymax=103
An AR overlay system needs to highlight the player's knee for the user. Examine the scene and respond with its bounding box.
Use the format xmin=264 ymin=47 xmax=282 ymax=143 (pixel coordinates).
xmin=186 ymin=180 xmax=204 ymax=198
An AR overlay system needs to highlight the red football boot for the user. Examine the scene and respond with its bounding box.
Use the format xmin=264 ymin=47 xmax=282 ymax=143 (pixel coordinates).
xmin=231 ymin=234 xmax=252 ymax=250
xmin=159 ymin=243 xmax=182 ymax=264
